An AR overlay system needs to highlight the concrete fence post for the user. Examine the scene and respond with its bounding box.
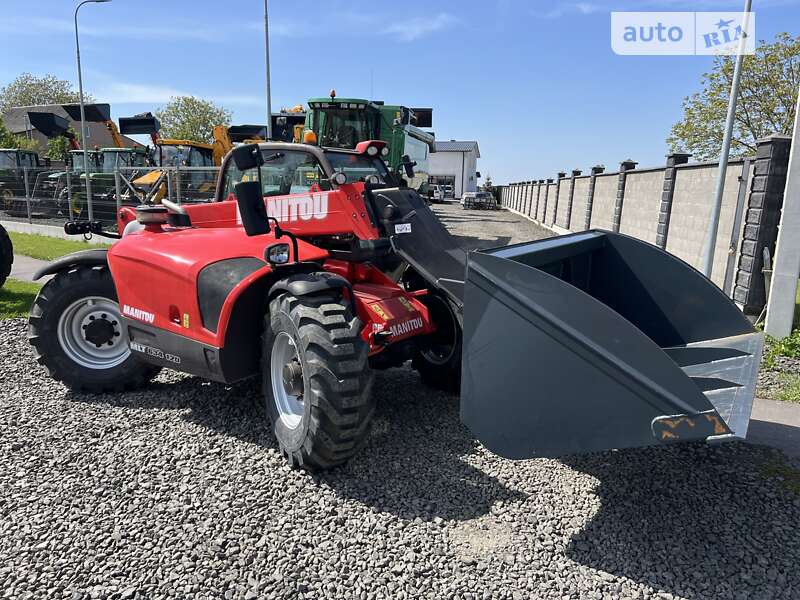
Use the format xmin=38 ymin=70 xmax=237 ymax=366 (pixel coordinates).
xmin=534 ymin=180 xmax=544 ymax=221
xmin=613 ymin=159 xmax=637 ymax=233
xmin=542 ymin=179 xmax=553 ymax=223
xmin=553 ymin=172 xmax=566 ymax=226
xmin=565 ymin=169 xmax=581 ymax=230
xmin=524 ymin=181 xmax=533 ymax=216
xmin=733 ymin=134 xmax=792 ymax=315
xmin=656 ymin=152 xmax=692 ymax=249
xmin=585 ymin=165 xmax=605 ymax=230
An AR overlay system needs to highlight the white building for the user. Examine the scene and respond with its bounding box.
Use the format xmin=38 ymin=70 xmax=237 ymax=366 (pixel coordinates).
xmin=428 ymin=140 xmax=480 ymax=200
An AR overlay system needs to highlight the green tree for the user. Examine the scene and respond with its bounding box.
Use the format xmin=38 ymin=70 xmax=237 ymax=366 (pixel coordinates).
xmin=0 ymin=119 xmax=39 ymax=152
xmin=668 ymin=32 xmax=799 ymax=160
xmin=45 ymin=128 xmax=80 ymax=161
xmin=155 ymin=96 xmax=231 ymax=144
xmin=0 ymin=73 xmax=86 ymax=114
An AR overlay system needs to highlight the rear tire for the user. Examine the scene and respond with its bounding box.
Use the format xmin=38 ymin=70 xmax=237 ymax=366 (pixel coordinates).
xmin=412 ymin=293 xmax=462 ymax=393
xmin=28 ymin=266 xmax=160 ymax=393
xmin=262 ymin=292 xmax=374 ymax=471
xmin=0 ymin=225 xmax=12 ymax=288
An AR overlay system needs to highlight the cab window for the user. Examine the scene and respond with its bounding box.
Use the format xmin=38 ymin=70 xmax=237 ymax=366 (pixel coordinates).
xmin=222 ymin=150 xmax=328 ymax=200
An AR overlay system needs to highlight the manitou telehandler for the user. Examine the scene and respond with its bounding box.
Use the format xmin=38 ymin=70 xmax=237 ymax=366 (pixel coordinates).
xmin=28 ymin=140 xmax=763 ymax=470
xmin=0 ymin=224 xmax=11 ymax=288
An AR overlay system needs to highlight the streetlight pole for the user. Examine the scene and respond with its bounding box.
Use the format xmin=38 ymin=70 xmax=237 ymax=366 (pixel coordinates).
xmin=74 ymin=0 xmax=111 ymax=223
xmin=699 ymin=0 xmax=753 ymax=277
xmin=264 ymin=0 xmax=272 ymax=140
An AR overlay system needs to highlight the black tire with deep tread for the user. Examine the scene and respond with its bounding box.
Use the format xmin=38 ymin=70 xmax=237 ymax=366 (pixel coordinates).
xmin=412 ymin=293 xmax=462 ymax=393
xmin=28 ymin=265 xmax=160 ymax=393
xmin=262 ymin=291 xmax=374 ymax=471
xmin=0 ymin=225 xmax=12 ymax=288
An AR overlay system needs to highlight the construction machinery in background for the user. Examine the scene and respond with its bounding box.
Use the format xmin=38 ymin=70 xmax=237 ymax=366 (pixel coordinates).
xmin=29 ymin=138 xmax=763 ymax=472
xmin=270 ymin=105 xmax=306 ymax=143
xmin=303 ymin=92 xmax=435 ymax=195
xmin=119 ymin=113 xmax=218 ymax=206
xmin=0 ymin=224 xmax=11 ymax=288
xmin=0 ymin=148 xmax=42 ymax=215
xmin=26 ymin=110 xmax=148 ymax=219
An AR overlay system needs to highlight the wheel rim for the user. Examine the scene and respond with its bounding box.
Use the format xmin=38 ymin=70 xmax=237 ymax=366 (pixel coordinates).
xmin=420 ymin=295 xmax=458 ymax=366
xmin=271 ymin=331 xmax=305 ymax=430
xmin=56 ymin=296 xmax=129 ymax=370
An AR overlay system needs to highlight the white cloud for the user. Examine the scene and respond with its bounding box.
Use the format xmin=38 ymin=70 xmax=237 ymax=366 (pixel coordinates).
xmin=380 ymin=13 xmax=459 ymax=42
xmin=92 ymin=80 xmax=262 ymax=107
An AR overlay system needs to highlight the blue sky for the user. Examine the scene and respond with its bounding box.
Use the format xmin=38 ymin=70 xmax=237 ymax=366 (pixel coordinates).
xmin=1 ymin=0 xmax=798 ymax=183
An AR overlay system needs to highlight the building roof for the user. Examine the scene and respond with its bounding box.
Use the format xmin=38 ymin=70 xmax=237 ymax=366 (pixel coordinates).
xmin=2 ymin=104 xmax=141 ymax=150
xmin=434 ymin=140 xmax=480 ymax=157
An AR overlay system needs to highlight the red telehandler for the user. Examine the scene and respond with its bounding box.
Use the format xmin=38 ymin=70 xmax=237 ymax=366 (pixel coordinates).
xmin=27 ymin=140 xmax=763 ymax=470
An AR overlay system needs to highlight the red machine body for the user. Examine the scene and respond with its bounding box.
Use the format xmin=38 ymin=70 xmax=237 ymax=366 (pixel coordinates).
xmin=108 ymin=151 xmax=436 ymax=384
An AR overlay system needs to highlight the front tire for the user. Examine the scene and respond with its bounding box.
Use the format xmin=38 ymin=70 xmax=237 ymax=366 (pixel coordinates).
xmin=262 ymin=292 xmax=374 ymax=471
xmin=0 ymin=225 xmax=12 ymax=288
xmin=412 ymin=293 xmax=462 ymax=393
xmin=28 ymin=266 xmax=160 ymax=393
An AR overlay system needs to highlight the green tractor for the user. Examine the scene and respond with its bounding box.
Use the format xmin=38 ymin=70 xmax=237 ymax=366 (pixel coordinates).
xmin=68 ymin=146 xmax=150 ymax=223
xmin=303 ymin=93 xmax=434 ymax=196
xmin=0 ymin=148 xmax=41 ymax=215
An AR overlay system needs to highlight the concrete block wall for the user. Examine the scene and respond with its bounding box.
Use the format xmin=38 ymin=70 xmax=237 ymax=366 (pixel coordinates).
xmin=499 ymin=136 xmax=790 ymax=313
xmin=589 ymin=174 xmax=618 ymax=230
xmin=618 ymin=169 xmax=667 ymax=245
xmin=667 ymin=162 xmax=750 ymax=288
xmin=570 ymin=177 xmax=591 ymax=231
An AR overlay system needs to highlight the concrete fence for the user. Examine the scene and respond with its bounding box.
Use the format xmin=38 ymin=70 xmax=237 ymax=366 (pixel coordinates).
xmin=500 ymin=134 xmax=792 ymax=315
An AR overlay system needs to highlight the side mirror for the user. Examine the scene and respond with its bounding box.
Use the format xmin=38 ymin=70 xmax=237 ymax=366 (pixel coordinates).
xmin=402 ymin=154 xmax=416 ymax=178
xmin=231 ymin=143 xmax=264 ymax=171
xmin=234 ymin=181 xmax=270 ymax=236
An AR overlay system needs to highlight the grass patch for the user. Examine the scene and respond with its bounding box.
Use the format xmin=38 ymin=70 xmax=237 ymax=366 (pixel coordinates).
xmin=8 ymin=231 xmax=110 ymax=261
xmin=762 ymin=454 xmax=800 ymax=496
xmin=763 ymin=329 xmax=800 ymax=368
xmin=0 ymin=278 xmax=41 ymax=319
xmin=775 ymin=373 xmax=800 ymax=403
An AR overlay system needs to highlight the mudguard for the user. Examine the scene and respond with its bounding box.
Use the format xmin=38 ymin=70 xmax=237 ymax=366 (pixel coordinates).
xmin=33 ymin=249 xmax=109 ymax=281
xmin=460 ymin=231 xmax=763 ymax=459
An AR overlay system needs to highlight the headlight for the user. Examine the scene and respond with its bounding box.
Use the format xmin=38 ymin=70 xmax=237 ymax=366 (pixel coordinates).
xmin=331 ymin=172 xmax=347 ymax=185
xmin=381 ymin=146 xmax=389 ymax=157
xmin=366 ymin=145 xmax=379 ymax=157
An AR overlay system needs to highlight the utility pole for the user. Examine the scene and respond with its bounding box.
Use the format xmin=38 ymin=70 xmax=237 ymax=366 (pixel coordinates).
xmin=264 ymin=0 xmax=272 ymax=140
xmin=700 ymin=0 xmax=753 ymax=277
xmin=765 ymin=85 xmax=800 ymax=338
xmin=74 ymin=0 xmax=112 ymax=222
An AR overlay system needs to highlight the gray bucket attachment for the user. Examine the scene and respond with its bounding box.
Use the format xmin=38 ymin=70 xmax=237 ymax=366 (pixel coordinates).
xmin=461 ymin=231 xmax=762 ymax=459
xmin=27 ymin=112 xmax=72 ymax=139
xmin=62 ymin=103 xmax=111 ymax=123
xmin=228 ymin=125 xmax=267 ymax=143
xmin=119 ymin=113 xmax=161 ymax=136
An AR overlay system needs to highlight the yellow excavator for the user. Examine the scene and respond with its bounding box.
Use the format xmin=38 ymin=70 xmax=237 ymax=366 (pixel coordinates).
xmin=119 ymin=115 xmax=266 ymax=203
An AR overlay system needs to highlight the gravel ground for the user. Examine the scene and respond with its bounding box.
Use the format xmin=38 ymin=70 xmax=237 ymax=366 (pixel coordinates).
xmin=758 ymin=356 xmax=800 ymax=400
xmin=2 ymin=206 xmax=800 ymax=600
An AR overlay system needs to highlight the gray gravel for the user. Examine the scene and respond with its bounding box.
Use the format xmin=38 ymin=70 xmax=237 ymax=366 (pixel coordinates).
xmin=2 ymin=206 xmax=799 ymax=599
xmin=2 ymin=318 xmax=800 ymax=600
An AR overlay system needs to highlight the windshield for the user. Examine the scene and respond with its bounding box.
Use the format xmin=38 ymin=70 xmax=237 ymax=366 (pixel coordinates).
xmin=325 ymin=152 xmax=390 ymax=184
xmin=102 ymin=151 xmax=144 ymax=172
xmin=157 ymin=145 xmax=191 ymax=167
xmin=71 ymin=152 xmax=99 ymax=172
xmin=0 ymin=152 xmax=15 ymax=168
xmin=316 ymin=108 xmax=374 ymax=149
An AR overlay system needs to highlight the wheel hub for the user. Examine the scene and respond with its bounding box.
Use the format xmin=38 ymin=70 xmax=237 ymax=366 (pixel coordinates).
xmin=57 ymin=297 xmax=129 ymax=370
xmin=282 ymin=361 xmax=304 ymax=397
xmin=270 ymin=332 xmax=305 ymax=430
xmin=83 ymin=314 xmax=119 ymax=348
